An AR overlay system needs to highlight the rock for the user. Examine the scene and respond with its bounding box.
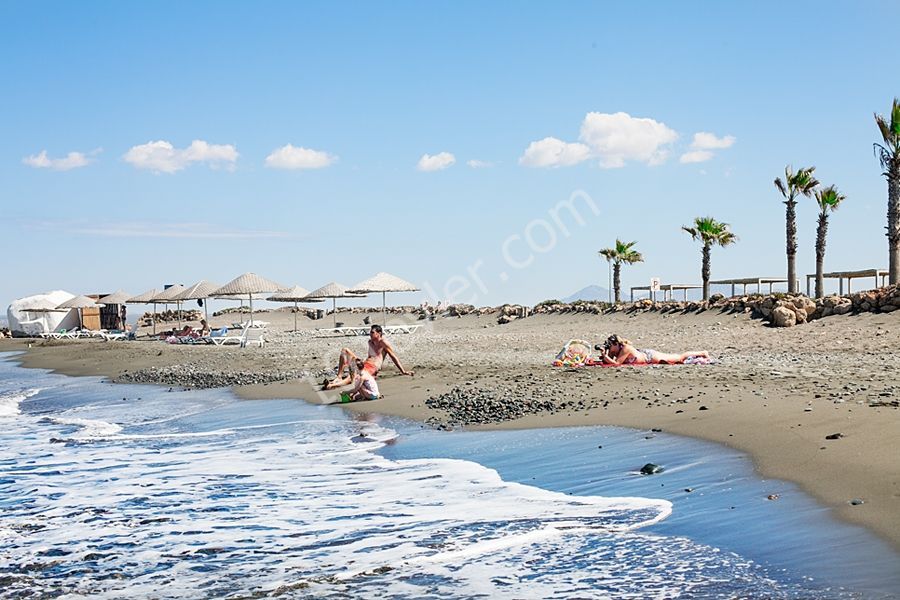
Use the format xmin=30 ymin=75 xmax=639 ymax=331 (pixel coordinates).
xmin=825 ymin=432 xmax=844 ymax=440
xmin=640 ymin=463 xmax=663 ymax=475
xmin=849 ymin=498 xmax=865 ymax=506
xmin=879 ymin=304 xmax=898 ymax=313
xmin=832 ymin=302 xmax=852 ymax=315
xmin=772 ymin=306 xmax=796 ymax=327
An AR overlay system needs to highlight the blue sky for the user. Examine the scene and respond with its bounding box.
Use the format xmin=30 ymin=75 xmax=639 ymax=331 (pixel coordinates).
xmin=2 ymin=1 xmax=898 ymax=310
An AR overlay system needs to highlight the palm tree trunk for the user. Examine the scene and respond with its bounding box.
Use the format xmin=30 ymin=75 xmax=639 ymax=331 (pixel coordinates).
xmin=613 ymin=262 xmax=621 ymax=303
xmin=701 ymin=244 xmax=711 ymax=301
xmin=786 ymin=200 xmax=798 ymax=293
xmin=815 ymin=212 xmax=828 ymax=298
xmin=888 ymin=169 xmax=900 ymax=285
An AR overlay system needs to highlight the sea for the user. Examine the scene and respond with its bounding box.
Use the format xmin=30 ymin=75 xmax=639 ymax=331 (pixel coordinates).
xmin=2 ymin=351 xmax=899 ymax=599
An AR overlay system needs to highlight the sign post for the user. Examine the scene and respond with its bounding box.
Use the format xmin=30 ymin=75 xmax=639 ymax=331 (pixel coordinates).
xmin=649 ymin=277 xmax=661 ymax=302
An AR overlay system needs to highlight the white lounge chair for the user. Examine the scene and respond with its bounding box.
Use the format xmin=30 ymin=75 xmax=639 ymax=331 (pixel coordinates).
xmin=207 ymin=327 xmax=243 ymax=346
xmin=241 ymin=326 xmax=265 ymax=348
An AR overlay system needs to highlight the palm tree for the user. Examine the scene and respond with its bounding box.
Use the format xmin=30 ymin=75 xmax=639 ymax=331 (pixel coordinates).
xmin=774 ymin=165 xmax=819 ymax=293
xmin=682 ymin=217 xmax=737 ymax=301
xmin=875 ymin=98 xmax=900 ymax=284
xmin=813 ymin=185 xmax=846 ymax=298
xmin=598 ymin=239 xmax=644 ymax=303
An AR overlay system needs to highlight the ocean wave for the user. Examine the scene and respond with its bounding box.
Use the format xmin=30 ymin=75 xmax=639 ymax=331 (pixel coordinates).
xmin=0 ymin=387 xmax=42 ymax=419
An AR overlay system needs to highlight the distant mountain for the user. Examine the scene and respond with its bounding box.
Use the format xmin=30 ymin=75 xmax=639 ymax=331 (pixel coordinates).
xmin=562 ymin=285 xmax=612 ymax=303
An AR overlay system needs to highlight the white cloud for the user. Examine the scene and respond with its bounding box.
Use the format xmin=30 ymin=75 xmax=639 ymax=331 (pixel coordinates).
xmin=690 ymin=132 xmax=736 ymax=150
xmin=679 ymin=132 xmax=736 ymax=163
xmin=679 ymin=150 xmax=715 ymax=164
xmin=578 ymin=112 xmax=678 ymax=168
xmin=417 ymin=152 xmax=456 ymax=172
xmin=23 ymin=150 xmax=92 ymax=171
xmin=519 ymin=112 xmax=678 ymax=169
xmin=519 ymin=137 xmax=591 ymax=168
xmin=123 ymin=140 xmax=238 ymax=173
xmin=466 ymin=159 xmax=494 ymax=169
xmin=265 ymin=144 xmax=337 ymax=170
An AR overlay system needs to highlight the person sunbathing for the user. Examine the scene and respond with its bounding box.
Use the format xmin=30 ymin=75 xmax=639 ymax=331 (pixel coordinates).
xmin=601 ymin=334 xmax=709 ymax=365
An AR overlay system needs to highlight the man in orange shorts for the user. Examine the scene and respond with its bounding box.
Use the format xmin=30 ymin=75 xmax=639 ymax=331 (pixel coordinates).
xmin=324 ymin=324 xmax=414 ymax=390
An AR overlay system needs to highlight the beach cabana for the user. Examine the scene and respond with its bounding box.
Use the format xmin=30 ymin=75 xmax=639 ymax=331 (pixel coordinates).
xmin=266 ymin=285 xmax=324 ymax=331
xmin=303 ymin=282 xmax=364 ymax=328
xmin=97 ymin=290 xmax=132 ymax=329
xmin=348 ymin=272 xmax=419 ymax=325
xmin=56 ymin=295 xmax=104 ymax=330
xmin=211 ymin=273 xmax=285 ymax=326
xmin=127 ymin=289 xmax=161 ymax=335
xmin=171 ymin=280 xmax=221 ymax=323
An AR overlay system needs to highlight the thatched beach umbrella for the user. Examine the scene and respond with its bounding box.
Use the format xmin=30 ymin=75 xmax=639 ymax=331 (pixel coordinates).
xmin=212 ymin=273 xmax=285 ymax=326
xmin=303 ymin=282 xmax=364 ymax=328
xmin=150 ymin=285 xmax=188 ymax=327
xmin=56 ymin=295 xmax=104 ymax=330
xmin=172 ymin=280 xmax=221 ymax=323
xmin=127 ymin=288 xmax=161 ymax=335
xmin=266 ymin=285 xmax=324 ymax=331
xmin=349 ymin=272 xmax=419 ymax=325
xmin=97 ymin=290 xmax=132 ymax=305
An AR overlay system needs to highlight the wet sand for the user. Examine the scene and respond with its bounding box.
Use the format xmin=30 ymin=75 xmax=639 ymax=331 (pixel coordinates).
xmin=3 ymin=306 xmax=899 ymax=550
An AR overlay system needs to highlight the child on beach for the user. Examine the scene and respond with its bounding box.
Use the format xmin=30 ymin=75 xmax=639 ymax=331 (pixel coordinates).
xmin=601 ymin=334 xmax=709 ymax=365
xmin=337 ymin=359 xmax=381 ymax=403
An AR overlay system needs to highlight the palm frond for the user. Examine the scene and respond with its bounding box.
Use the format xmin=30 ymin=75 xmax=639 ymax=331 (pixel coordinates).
xmin=774 ymin=177 xmax=787 ymax=198
xmin=815 ymin=184 xmax=846 ymax=214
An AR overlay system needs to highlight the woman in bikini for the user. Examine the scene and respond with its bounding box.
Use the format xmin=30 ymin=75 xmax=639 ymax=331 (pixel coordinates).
xmin=601 ymin=334 xmax=709 ymax=365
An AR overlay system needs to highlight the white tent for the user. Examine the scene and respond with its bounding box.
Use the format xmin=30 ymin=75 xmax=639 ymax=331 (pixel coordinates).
xmin=6 ymin=290 xmax=77 ymax=337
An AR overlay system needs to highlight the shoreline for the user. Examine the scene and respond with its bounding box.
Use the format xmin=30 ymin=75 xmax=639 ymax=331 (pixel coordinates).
xmin=3 ymin=308 xmax=899 ymax=552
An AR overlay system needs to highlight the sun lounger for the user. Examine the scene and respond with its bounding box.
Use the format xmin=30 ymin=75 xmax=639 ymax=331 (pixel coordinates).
xmin=241 ymin=326 xmax=265 ymax=348
xmin=314 ymin=324 xmax=423 ymax=337
xmin=100 ymin=330 xmax=134 ymax=341
xmin=383 ymin=324 xmax=422 ymax=335
xmin=207 ymin=327 xmax=243 ymax=346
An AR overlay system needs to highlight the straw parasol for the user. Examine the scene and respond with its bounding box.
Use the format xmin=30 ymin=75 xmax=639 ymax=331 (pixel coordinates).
xmin=211 ymin=273 xmax=285 ymax=326
xmin=97 ymin=290 xmax=132 ymax=305
xmin=348 ymin=272 xmax=420 ymax=325
xmin=303 ymin=282 xmax=364 ymax=327
xmin=56 ymin=295 xmax=104 ymax=330
xmin=127 ymin=289 xmax=161 ymax=335
xmin=150 ymin=285 xmax=188 ymax=327
xmin=172 ymin=280 xmax=221 ymax=323
xmin=266 ymin=285 xmax=324 ymax=331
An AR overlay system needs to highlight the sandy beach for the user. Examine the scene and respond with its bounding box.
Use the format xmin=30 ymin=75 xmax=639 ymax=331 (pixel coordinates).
xmin=3 ymin=305 xmax=899 ymax=552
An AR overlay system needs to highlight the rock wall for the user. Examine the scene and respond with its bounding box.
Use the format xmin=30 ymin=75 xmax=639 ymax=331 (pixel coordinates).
xmin=528 ymin=285 xmax=900 ymax=328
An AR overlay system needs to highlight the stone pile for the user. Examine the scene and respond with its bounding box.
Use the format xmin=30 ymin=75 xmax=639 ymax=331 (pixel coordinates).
xmin=117 ymin=365 xmax=310 ymax=389
xmin=526 ymin=284 xmax=900 ymax=328
xmin=425 ymin=384 xmax=584 ymax=429
xmin=140 ymin=309 xmax=204 ymax=325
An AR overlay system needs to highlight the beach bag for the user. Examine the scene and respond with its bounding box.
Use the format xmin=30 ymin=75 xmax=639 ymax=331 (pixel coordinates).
xmin=552 ymin=339 xmax=594 ymax=367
